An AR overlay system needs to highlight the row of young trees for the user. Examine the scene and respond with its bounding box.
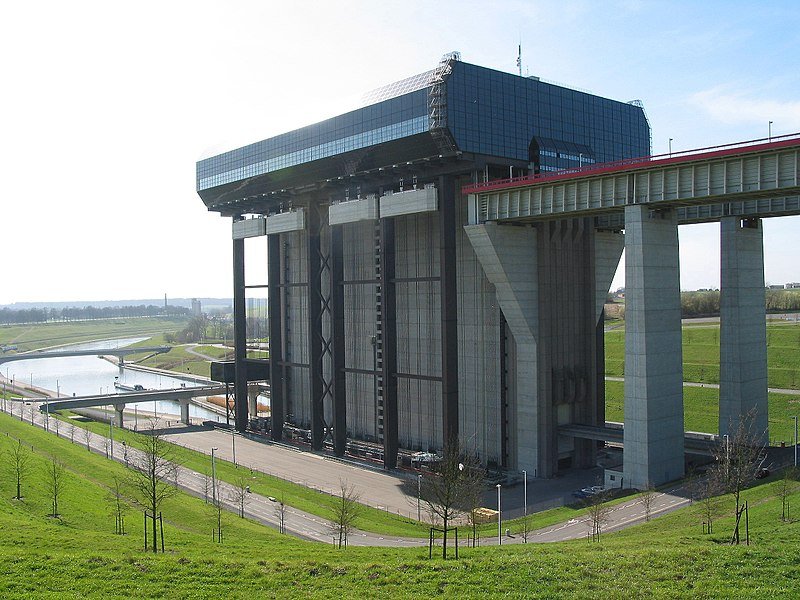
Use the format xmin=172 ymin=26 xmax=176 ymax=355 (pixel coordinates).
xmin=0 ymin=304 xmax=190 ymax=325
xmin=609 ymin=289 xmax=800 ymax=320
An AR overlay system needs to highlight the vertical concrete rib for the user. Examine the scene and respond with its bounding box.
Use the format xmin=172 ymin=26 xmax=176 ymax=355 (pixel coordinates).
xmin=330 ymin=224 xmax=347 ymax=456
xmin=464 ymin=222 xmax=539 ymax=474
xmin=232 ymin=229 xmax=248 ymax=432
xmin=440 ymin=175 xmax=459 ymax=450
xmin=268 ymin=234 xmax=284 ymax=442
xmin=719 ymin=217 xmax=768 ymax=439
xmin=623 ymin=205 xmax=684 ymax=488
xmin=380 ymin=217 xmax=398 ymax=468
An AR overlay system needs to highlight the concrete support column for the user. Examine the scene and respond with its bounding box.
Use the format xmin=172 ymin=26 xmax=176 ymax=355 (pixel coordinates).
xmin=719 ymin=217 xmax=768 ymax=439
xmin=180 ymin=399 xmax=190 ymax=425
xmin=623 ymin=205 xmax=684 ymax=488
xmin=248 ymin=385 xmax=258 ymax=418
xmin=114 ymin=404 xmax=125 ymax=428
xmin=380 ymin=217 xmax=398 ymax=469
xmin=232 ymin=224 xmax=248 ymax=432
xmin=268 ymin=234 xmax=284 ymax=442
xmin=594 ymin=231 xmax=625 ymax=434
xmin=465 ymin=222 xmax=539 ymax=473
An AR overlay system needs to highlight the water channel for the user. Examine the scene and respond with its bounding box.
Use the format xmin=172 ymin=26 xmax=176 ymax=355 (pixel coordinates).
xmin=2 ymin=337 xmax=224 ymax=422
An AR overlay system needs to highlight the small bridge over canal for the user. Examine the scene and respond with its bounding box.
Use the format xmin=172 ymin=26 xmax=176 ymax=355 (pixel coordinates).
xmin=0 ymin=346 xmax=172 ymax=366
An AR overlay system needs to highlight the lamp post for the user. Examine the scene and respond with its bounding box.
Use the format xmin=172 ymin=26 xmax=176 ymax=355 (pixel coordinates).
xmin=496 ymin=483 xmax=502 ymax=546
xmin=231 ymin=427 xmax=237 ymax=466
xmin=523 ymin=469 xmax=528 ymax=521
xmin=417 ymin=473 xmax=422 ymax=522
xmin=109 ymin=412 xmax=114 ymax=458
xmin=793 ymin=416 xmax=798 ymax=467
xmin=211 ymin=447 xmax=219 ymax=507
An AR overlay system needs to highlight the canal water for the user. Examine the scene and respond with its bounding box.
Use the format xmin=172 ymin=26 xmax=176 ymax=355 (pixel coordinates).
xmin=2 ymin=337 xmax=223 ymax=422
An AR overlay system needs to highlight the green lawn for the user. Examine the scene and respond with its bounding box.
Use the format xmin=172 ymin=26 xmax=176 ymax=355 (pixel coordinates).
xmin=2 ymin=410 xmax=800 ymax=598
xmin=606 ymin=380 xmax=799 ymax=442
xmin=606 ymin=321 xmax=800 ymax=389
xmin=0 ymin=317 xmax=189 ymax=352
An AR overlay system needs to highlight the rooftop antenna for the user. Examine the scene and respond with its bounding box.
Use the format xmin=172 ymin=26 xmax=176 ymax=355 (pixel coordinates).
xmin=517 ymin=42 xmax=522 ymax=77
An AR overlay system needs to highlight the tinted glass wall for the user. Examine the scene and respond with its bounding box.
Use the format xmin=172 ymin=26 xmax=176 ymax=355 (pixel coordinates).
xmin=446 ymin=62 xmax=650 ymax=170
xmin=197 ymin=89 xmax=429 ymax=191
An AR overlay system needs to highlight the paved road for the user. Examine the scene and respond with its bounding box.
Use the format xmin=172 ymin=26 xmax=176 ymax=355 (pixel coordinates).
xmin=606 ymin=375 xmax=800 ymax=395
xmin=0 ymin=398 xmax=696 ymax=549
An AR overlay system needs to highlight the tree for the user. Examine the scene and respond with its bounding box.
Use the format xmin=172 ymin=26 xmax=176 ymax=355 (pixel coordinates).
xmin=107 ymin=476 xmax=130 ymax=534
xmin=711 ymin=409 xmax=766 ymax=544
xmin=774 ymin=467 xmax=799 ymax=522
xmin=417 ymin=440 xmax=484 ymax=559
xmin=46 ymin=458 xmax=67 ymax=518
xmin=694 ymin=475 xmax=723 ymax=534
xmin=8 ymin=439 xmax=30 ymax=499
xmin=127 ymin=421 xmax=180 ymax=552
xmin=229 ymin=476 xmax=250 ymax=518
xmin=638 ymin=483 xmax=657 ymax=522
xmin=586 ymin=490 xmax=611 ymax=542
xmin=328 ymin=480 xmax=361 ymax=549
xmin=82 ymin=426 xmax=93 ymax=451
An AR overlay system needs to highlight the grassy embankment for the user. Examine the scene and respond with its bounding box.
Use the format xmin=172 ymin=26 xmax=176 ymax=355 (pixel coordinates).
xmin=0 ymin=317 xmax=189 ymax=353
xmin=605 ymin=321 xmax=800 ymax=442
xmin=1 ymin=411 xmax=799 ymax=598
xmin=49 ymin=410 xmax=604 ymax=539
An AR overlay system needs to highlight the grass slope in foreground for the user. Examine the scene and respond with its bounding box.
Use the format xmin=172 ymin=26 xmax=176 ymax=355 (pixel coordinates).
xmin=2 ymin=412 xmax=800 ymax=598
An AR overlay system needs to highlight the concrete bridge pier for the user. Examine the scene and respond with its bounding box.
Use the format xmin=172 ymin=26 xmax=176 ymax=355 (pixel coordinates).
xmin=623 ymin=205 xmax=685 ymax=489
xmin=180 ymin=399 xmax=190 ymax=425
xmin=114 ymin=404 xmax=125 ymax=428
xmin=719 ymin=216 xmax=768 ymax=440
xmin=248 ymin=385 xmax=259 ymax=419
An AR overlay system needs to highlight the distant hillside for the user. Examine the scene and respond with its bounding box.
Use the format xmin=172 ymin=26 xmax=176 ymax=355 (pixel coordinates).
xmin=1 ymin=297 xmax=232 ymax=311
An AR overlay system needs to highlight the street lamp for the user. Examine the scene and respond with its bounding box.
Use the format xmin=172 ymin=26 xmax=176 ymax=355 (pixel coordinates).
xmin=723 ymin=434 xmax=730 ymax=479
xmin=496 ymin=483 xmax=502 ymax=546
xmin=417 ymin=473 xmax=422 ymax=522
xmin=793 ymin=416 xmax=798 ymax=467
xmin=231 ymin=427 xmax=237 ymax=466
xmin=211 ymin=447 xmax=219 ymax=507
xmin=109 ymin=411 xmax=114 ymax=458
xmin=522 ymin=469 xmax=528 ymax=521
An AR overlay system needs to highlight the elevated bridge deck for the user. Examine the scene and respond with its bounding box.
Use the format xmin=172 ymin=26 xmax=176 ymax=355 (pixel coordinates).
xmin=43 ymin=385 xmax=227 ymax=412
xmin=465 ymin=133 xmax=800 ymax=225
xmin=559 ymin=423 xmax=718 ymax=455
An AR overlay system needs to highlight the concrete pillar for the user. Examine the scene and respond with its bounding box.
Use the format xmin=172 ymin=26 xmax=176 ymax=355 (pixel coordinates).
xmin=114 ymin=404 xmax=125 ymax=428
xmin=595 ymin=231 xmax=625 ymax=324
xmin=248 ymin=385 xmax=259 ymax=418
xmin=719 ymin=217 xmax=768 ymax=440
xmin=623 ymin=205 xmax=684 ymax=488
xmin=232 ymin=225 xmax=248 ymax=432
xmin=465 ymin=223 xmax=539 ymax=474
xmin=180 ymin=399 xmax=190 ymax=425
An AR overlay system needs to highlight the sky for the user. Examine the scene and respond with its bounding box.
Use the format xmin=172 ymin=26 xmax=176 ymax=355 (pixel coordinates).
xmin=2 ymin=0 xmax=799 ymax=305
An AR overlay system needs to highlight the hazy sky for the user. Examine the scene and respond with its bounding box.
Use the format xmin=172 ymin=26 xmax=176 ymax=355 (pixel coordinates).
xmin=2 ymin=0 xmax=799 ymax=305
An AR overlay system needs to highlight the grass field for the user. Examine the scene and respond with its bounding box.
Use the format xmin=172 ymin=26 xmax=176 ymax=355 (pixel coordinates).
xmin=606 ymin=321 xmax=800 ymax=388
xmin=605 ymin=381 xmax=799 ymax=442
xmin=49 ymin=410 xmax=606 ymax=540
xmin=2 ymin=411 xmax=800 ymax=598
xmin=0 ymin=317 xmax=189 ymax=353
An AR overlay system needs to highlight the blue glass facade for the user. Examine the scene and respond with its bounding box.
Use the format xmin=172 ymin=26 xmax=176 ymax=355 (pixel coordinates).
xmin=197 ymin=60 xmax=650 ymax=204
xmin=446 ymin=62 xmax=650 ymax=170
xmin=197 ymin=90 xmax=429 ymax=192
